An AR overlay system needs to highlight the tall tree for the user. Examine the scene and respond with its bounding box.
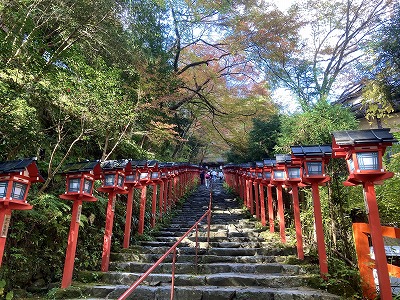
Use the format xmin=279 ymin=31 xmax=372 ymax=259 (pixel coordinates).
xmin=230 ymin=0 xmax=394 ymax=110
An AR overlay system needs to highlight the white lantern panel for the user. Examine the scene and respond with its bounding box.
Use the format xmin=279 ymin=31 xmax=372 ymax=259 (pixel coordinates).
xmin=288 ymin=168 xmax=301 ymax=179
xmin=274 ymin=170 xmax=285 ymax=179
xmin=0 ymin=182 xmax=7 ymax=198
xmin=83 ymin=178 xmax=93 ymax=194
xmin=104 ymin=174 xmax=115 ymax=186
xmin=306 ymin=162 xmax=323 ymax=175
xmin=11 ymin=182 xmax=27 ymax=200
xmin=356 ymin=152 xmax=379 ymax=170
xmin=68 ymin=178 xmax=81 ymax=192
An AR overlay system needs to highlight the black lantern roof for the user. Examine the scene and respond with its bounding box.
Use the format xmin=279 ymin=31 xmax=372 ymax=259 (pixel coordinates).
xmin=101 ymin=160 xmax=128 ymax=170
xmin=147 ymin=160 xmax=158 ymax=168
xmin=0 ymin=158 xmax=36 ymax=173
xmin=0 ymin=157 xmax=44 ymax=183
xmin=129 ymin=160 xmax=147 ymax=168
xmin=61 ymin=160 xmax=101 ymax=175
xmin=263 ymin=158 xmax=276 ymax=166
xmin=291 ymin=145 xmax=332 ymax=157
xmin=275 ymin=154 xmax=292 ymax=164
xmin=332 ymin=129 xmax=397 ymax=145
xmin=159 ymin=162 xmax=173 ymax=169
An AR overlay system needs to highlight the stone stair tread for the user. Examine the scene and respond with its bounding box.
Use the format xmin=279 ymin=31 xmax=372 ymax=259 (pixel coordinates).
xmin=62 ymin=284 xmax=340 ymax=299
xmin=109 ymin=261 xmax=303 ymax=275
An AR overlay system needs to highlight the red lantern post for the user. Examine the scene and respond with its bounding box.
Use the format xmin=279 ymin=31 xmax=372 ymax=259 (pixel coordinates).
xmin=0 ymin=158 xmax=43 ymax=267
xmin=271 ymin=155 xmax=291 ymax=243
xmin=59 ymin=160 xmax=102 ymax=288
xmin=292 ymin=145 xmax=332 ymax=277
xmin=262 ymin=159 xmax=275 ymax=233
xmin=136 ymin=161 xmax=150 ymax=235
xmin=160 ymin=163 xmax=172 ymax=214
xmin=148 ymin=160 xmax=160 ymax=228
xmin=247 ymin=164 xmax=256 ymax=215
xmin=332 ymin=129 xmax=397 ymax=300
xmin=284 ymin=157 xmax=304 ymax=260
xmin=98 ymin=160 xmax=129 ymax=272
xmin=123 ymin=161 xmax=141 ymax=249
xmin=254 ymin=162 xmax=264 ymax=223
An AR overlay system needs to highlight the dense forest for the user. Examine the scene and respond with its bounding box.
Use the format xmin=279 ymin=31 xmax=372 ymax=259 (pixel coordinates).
xmin=1 ymin=0 xmax=400 ymax=298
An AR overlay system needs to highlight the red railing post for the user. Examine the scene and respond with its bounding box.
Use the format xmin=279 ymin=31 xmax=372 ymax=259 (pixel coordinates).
xmin=170 ymin=248 xmax=177 ymax=300
xmin=195 ymin=224 xmax=199 ymax=273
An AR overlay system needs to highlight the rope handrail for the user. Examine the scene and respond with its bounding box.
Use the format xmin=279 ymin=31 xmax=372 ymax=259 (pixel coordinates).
xmin=118 ymin=186 xmax=213 ymax=300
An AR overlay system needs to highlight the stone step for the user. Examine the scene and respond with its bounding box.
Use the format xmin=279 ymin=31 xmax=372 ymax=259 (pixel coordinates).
xmin=59 ymin=284 xmax=340 ymax=300
xmin=109 ymin=262 xmax=302 ymax=275
xmin=152 ymin=236 xmax=267 ymax=243
xmin=134 ymin=241 xmax=272 ymax=250
xmin=126 ymin=246 xmax=286 ymax=257
xmin=95 ymin=272 xmax=313 ymax=288
xmin=111 ymin=252 xmax=283 ymax=264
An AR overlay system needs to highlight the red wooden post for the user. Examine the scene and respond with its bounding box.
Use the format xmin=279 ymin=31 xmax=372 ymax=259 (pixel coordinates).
xmin=158 ymin=181 xmax=164 ymax=220
xmin=150 ymin=184 xmax=157 ymax=227
xmin=138 ymin=186 xmax=147 ymax=235
xmin=61 ymin=200 xmax=83 ymax=287
xmin=291 ymin=185 xmax=304 ymax=260
xmin=249 ymin=178 xmax=254 ymax=215
xmin=245 ymin=177 xmax=249 ymax=207
xmin=164 ymin=179 xmax=169 ymax=212
xmin=353 ymin=223 xmax=378 ymax=299
xmin=311 ymin=182 xmax=328 ymax=276
xmin=259 ymin=184 xmax=266 ymax=226
xmin=363 ymin=182 xmax=392 ymax=300
xmin=168 ymin=176 xmax=173 ymax=208
xmin=267 ymin=184 xmax=274 ymax=233
xmin=0 ymin=208 xmax=12 ymax=267
xmin=254 ymin=181 xmax=260 ymax=219
xmin=276 ymin=184 xmax=286 ymax=243
xmin=123 ymin=187 xmax=134 ymax=249
xmin=101 ymin=191 xmax=116 ymax=271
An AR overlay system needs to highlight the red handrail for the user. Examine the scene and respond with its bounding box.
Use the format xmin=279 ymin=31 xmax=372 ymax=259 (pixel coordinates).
xmin=118 ymin=187 xmax=212 ymax=300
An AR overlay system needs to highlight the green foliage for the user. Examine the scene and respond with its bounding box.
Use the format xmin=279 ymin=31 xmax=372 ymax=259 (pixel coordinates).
xmin=376 ymin=140 xmax=400 ymax=226
xmin=275 ymin=99 xmax=358 ymax=153
xmin=226 ymin=114 xmax=281 ymax=162
xmin=307 ymin=257 xmax=362 ymax=298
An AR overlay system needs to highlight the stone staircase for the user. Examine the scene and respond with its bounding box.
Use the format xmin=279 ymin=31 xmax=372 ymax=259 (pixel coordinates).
xmin=56 ymin=181 xmax=340 ymax=300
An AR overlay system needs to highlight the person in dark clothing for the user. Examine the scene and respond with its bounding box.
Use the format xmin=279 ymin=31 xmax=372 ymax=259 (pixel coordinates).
xmin=200 ymin=170 xmax=205 ymax=185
